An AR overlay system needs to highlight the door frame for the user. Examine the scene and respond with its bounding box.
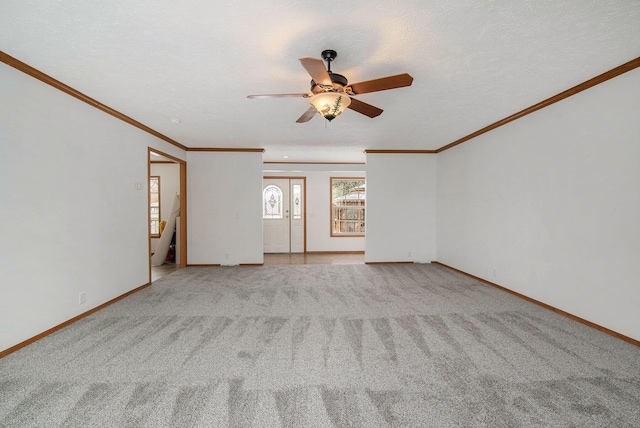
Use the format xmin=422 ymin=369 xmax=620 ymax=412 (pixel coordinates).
xmin=262 ymin=176 xmax=307 ymax=253
xmin=148 ymin=148 xmax=187 ymax=283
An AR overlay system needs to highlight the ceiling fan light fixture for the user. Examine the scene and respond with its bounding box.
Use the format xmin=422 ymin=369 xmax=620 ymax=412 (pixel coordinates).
xmin=248 ymin=50 xmax=412 ymax=123
xmin=309 ymin=92 xmax=351 ymax=121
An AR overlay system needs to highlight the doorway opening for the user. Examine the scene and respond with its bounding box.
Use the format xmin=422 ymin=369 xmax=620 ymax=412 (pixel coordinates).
xmin=263 ymin=177 xmax=306 ymax=254
xmin=148 ymin=148 xmax=187 ymax=282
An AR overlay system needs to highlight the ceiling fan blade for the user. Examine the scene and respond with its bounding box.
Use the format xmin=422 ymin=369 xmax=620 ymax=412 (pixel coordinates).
xmin=247 ymin=93 xmax=309 ymax=99
xmin=299 ymin=57 xmax=332 ymax=86
xmin=347 ymin=97 xmax=383 ymax=118
xmin=349 ymin=73 xmax=413 ymax=95
xmin=296 ymin=106 xmax=317 ymax=123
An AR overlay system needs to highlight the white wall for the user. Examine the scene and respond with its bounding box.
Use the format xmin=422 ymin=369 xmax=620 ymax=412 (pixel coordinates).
xmin=264 ymin=165 xmax=366 ymax=252
xmin=187 ymin=151 xmax=263 ymax=265
xmin=366 ymin=154 xmax=437 ymax=263
xmin=0 ymin=63 xmax=186 ymax=352
xmin=150 ymin=162 xmax=180 ymax=251
xmin=3 ymin=58 xmax=637 ymax=353
xmin=437 ymin=67 xmax=640 ymax=340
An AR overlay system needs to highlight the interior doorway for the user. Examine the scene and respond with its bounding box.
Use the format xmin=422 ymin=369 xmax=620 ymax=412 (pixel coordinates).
xmin=263 ymin=177 xmax=305 ymax=253
xmin=148 ymin=148 xmax=187 ymax=282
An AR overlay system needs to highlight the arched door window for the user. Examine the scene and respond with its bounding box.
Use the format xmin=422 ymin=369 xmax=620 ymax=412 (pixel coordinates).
xmin=263 ymin=185 xmax=283 ymax=219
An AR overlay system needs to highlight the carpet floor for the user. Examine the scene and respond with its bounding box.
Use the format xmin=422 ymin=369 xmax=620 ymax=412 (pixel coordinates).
xmin=1 ymin=263 xmax=639 ymax=427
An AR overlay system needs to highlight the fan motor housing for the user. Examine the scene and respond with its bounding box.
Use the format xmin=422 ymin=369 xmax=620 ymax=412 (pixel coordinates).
xmin=328 ymin=72 xmax=348 ymax=86
xmin=310 ymin=72 xmax=349 ymax=93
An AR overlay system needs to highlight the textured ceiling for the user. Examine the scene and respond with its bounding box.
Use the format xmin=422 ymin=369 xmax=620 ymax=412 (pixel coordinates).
xmin=1 ymin=0 xmax=639 ymax=162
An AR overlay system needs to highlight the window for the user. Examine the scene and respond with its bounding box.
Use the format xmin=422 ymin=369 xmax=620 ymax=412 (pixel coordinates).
xmin=150 ymin=176 xmax=160 ymax=236
xmin=292 ymin=184 xmax=302 ymax=219
xmin=263 ymin=185 xmax=283 ymax=219
xmin=331 ymin=177 xmax=365 ymax=236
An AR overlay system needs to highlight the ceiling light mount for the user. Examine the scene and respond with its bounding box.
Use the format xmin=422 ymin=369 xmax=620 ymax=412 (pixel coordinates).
xmin=321 ymin=49 xmax=337 ymax=71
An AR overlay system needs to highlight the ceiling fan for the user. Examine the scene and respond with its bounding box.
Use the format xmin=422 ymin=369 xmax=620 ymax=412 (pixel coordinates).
xmin=247 ymin=50 xmax=413 ymax=123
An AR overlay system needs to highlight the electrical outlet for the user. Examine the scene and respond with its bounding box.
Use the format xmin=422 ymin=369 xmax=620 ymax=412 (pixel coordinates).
xmin=492 ymin=269 xmax=497 ymax=277
xmin=225 ymin=253 xmax=229 ymax=259
xmin=79 ymin=292 xmax=86 ymax=304
xmin=408 ymin=251 xmax=412 ymax=258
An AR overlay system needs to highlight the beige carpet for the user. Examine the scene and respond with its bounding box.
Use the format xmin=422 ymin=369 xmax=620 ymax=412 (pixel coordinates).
xmin=1 ymin=263 xmax=639 ymax=427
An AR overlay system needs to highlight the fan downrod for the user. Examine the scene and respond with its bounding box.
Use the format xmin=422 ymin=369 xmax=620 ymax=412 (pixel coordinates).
xmin=321 ymin=49 xmax=337 ymax=71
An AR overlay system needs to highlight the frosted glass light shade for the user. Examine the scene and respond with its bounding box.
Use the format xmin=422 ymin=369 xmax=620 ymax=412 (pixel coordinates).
xmin=309 ymin=92 xmax=351 ymax=121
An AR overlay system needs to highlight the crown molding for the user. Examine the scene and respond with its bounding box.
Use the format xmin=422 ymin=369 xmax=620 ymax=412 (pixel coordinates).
xmin=4 ymin=51 xmax=638 ymax=159
xmin=436 ymin=56 xmax=640 ymax=153
xmin=186 ymin=148 xmax=265 ymax=152
xmin=263 ymin=161 xmax=366 ymax=165
xmin=364 ymin=150 xmax=437 ymax=154
xmin=0 ymin=51 xmax=187 ymax=151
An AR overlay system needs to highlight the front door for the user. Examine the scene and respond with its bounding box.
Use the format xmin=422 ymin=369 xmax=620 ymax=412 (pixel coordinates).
xmin=263 ymin=178 xmax=305 ymax=253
